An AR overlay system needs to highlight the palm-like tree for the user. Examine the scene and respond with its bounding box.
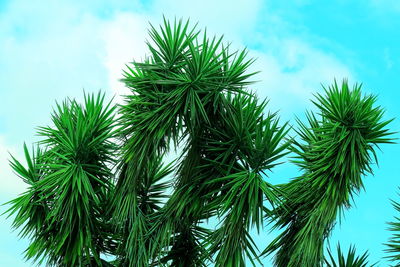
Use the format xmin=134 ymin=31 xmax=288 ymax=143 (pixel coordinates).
xmin=2 ymin=18 xmax=395 ymax=266
xmin=263 ymin=81 xmax=394 ymax=266
xmin=112 ymin=17 xmax=290 ymax=266
xmin=4 ymin=93 xmax=117 ymax=266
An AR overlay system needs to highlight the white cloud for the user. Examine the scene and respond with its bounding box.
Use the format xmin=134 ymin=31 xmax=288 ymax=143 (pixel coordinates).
xmin=249 ymin=38 xmax=354 ymax=119
xmin=98 ymin=2 xmax=354 ymax=120
xmin=0 ymin=0 xmax=356 ymax=200
xmin=152 ymin=0 xmax=263 ymax=42
xmin=0 ymin=136 xmax=26 ymax=198
xmin=100 ymin=12 xmax=150 ymax=103
xmin=99 ymin=0 xmax=263 ymax=104
xmin=0 ymin=3 xmax=111 ymax=145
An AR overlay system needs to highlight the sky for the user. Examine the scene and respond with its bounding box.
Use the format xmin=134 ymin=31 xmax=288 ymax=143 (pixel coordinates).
xmin=0 ymin=0 xmax=399 ymax=266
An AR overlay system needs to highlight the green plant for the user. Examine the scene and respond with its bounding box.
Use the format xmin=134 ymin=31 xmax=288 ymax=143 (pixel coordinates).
xmin=385 ymin=190 xmax=400 ymax=266
xmin=263 ymin=81 xmax=394 ymax=266
xmin=4 ymin=93 xmax=117 ymax=266
xmin=325 ymin=244 xmax=376 ymax=267
xmin=2 ymin=18 xmax=395 ymax=267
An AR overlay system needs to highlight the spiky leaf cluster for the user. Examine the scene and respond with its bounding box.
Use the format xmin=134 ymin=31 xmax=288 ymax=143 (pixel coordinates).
xmin=2 ymin=18 xmax=395 ymax=267
xmin=264 ymin=80 xmax=394 ymax=267
xmin=325 ymin=244 xmax=376 ymax=267
xmin=110 ymin=18 xmax=289 ymax=266
xmin=385 ymin=191 xmax=400 ymax=266
xmin=5 ymin=93 xmax=117 ymax=266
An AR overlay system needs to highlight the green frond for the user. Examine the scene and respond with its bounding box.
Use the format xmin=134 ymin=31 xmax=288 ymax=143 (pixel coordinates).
xmin=3 ymin=144 xmax=48 ymax=240
xmin=191 ymin=93 xmax=290 ymax=266
xmin=263 ymin=80 xmax=395 ymax=267
xmin=325 ymin=244 xmax=376 ymax=267
xmin=385 ymin=190 xmax=400 ymax=265
xmin=111 ymin=156 xmax=175 ymax=266
xmin=4 ymin=91 xmax=117 ymax=266
xmin=3 ymin=17 xmax=396 ymax=267
xmin=114 ymin=17 xmax=263 ymax=266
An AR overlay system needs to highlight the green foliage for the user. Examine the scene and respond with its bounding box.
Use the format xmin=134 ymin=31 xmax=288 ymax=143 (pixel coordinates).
xmin=2 ymin=18 xmax=395 ymax=267
xmin=325 ymin=244 xmax=376 ymax=267
xmin=111 ymin=17 xmax=286 ymax=266
xmin=263 ymin=80 xmax=395 ymax=267
xmin=385 ymin=190 xmax=400 ymax=266
xmin=4 ymin=93 xmax=117 ymax=266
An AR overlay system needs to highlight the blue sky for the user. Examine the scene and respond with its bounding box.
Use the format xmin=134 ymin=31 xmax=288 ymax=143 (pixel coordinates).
xmin=0 ymin=0 xmax=399 ymax=266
